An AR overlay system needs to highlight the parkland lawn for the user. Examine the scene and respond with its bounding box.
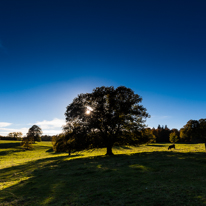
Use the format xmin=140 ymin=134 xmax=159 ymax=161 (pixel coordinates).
xmin=0 ymin=141 xmax=206 ymax=206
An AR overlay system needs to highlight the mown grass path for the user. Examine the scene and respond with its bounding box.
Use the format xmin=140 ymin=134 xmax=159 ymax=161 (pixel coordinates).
xmin=0 ymin=141 xmax=206 ymax=205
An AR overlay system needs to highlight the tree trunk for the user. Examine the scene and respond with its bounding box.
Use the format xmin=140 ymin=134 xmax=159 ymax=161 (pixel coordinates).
xmin=103 ymin=133 xmax=114 ymax=155
xmin=106 ymin=145 xmax=114 ymax=155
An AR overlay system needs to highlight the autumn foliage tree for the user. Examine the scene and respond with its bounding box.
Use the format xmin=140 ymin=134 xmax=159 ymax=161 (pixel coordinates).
xmin=141 ymin=128 xmax=156 ymax=144
xmin=169 ymin=132 xmax=179 ymax=143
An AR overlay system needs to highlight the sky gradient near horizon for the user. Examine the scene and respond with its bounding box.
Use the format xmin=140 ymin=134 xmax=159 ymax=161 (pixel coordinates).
xmin=1 ymin=0 xmax=206 ymax=136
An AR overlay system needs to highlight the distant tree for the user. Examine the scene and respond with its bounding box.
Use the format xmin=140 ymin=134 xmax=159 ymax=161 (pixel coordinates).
xmin=153 ymin=125 xmax=170 ymax=142
xmin=27 ymin=125 xmax=42 ymax=143
xmin=8 ymin=132 xmax=15 ymax=138
xmin=179 ymin=128 xmax=189 ymax=142
xmin=41 ymin=135 xmax=52 ymax=141
xmin=162 ymin=126 xmax=170 ymax=142
xmin=141 ymin=128 xmax=156 ymax=144
xmin=197 ymin=119 xmax=206 ymax=151
xmin=198 ymin=119 xmax=206 ymax=139
xmin=8 ymin=132 xmax=23 ymax=140
xmin=169 ymin=132 xmax=179 ymax=143
xmin=64 ymin=86 xmax=150 ymax=155
xmin=17 ymin=132 xmax=23 ymax=139
xmin=180 ymin=118 xmax=206 ymax=149
xmin=180 ymin=120 xmax=200 ymax=142
xmin=171 ymin=128 xmax=180 ymax=136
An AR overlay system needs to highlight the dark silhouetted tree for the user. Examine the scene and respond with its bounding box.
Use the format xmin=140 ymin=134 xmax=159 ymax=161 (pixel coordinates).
xmin=64 ymin=86 xmax=150 ymax=155
xmin=27 ymin=125 xmax=42 ymax=143
xmin=153 ymin=125 xmax=170 ymax=142
xmin=199 ymin=119 xmax=206 ymax=139
xmin=180 ymin=120 xmax=200 ymax=142
xmin=198 ymin=119 xmax=206 ymax=150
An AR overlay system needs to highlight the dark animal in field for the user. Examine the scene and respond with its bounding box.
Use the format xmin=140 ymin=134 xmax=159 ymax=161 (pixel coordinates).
xmin=168 ymin=144 xmax=175 ymax=150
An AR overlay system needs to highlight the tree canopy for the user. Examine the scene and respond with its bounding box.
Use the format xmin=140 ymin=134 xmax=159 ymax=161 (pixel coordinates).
xmin=64 ymin=86 xmax=150 ymax=155
xmin=27 ymin=125 xmax=42 ymax=142
xmin=179 ymin=119 xmax=206 ymax=144
xmin=169 ymin=132 xmax=179 ymax=143
xmin=21 ymin=125 xmax=42 ymax=149
xmin=8 ymin=132 xmax=23 ymax=139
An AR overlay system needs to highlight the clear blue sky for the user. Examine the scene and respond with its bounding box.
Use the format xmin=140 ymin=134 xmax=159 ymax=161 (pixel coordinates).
xmin=1 ymin=0 xmax=206 ymax=136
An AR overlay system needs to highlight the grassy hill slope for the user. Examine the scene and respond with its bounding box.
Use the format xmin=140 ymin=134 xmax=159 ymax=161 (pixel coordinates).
xmin=0 ymin=141 xmax=206 ymax=206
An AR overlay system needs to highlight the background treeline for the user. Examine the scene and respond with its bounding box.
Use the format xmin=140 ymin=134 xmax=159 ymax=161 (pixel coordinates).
xmin=151 ymin=118 xmax=206 ymax=143
xmin=0 ymin=134 xmax=52 ymax=141
xmin=1 ymin=118 xmax=206 ymax=146
xmin=151 ymin=125 xmax=179 ymax=143
xmin=0 ymin=136 xmax=19 ymax=140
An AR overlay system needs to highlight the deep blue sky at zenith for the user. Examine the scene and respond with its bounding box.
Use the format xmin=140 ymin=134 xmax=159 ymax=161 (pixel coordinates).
xmin=1 ymin=0 xmax=206 ymax=135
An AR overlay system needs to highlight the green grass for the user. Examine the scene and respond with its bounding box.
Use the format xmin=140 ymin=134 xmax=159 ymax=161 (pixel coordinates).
xmin=0 ymin=140 xmax=206 ymax=206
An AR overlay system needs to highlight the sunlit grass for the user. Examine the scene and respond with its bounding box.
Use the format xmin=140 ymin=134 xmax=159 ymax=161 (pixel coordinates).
xmin=0 ymin=141 xmax=68 ymax=169
xmin=1 ymin=140 xmax=206 ymax=205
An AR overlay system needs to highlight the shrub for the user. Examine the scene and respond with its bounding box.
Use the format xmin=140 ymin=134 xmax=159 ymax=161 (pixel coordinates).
xmin=21 ymin=136 xmax=33 ymax=149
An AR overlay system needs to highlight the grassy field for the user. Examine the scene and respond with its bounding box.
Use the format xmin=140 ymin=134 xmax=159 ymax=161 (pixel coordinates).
xmin=0 ymin=141 xmax=206 ymax=206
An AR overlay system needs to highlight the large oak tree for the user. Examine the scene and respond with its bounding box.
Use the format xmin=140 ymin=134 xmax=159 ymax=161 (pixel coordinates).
xmin=64 ymin=86 xmax=149 ymax=155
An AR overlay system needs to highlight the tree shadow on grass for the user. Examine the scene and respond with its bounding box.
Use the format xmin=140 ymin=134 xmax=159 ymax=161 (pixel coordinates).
xmin=46 ymin=148 xmax=83 ymax=158
xmin=1 ymin=151 xmax=206 ymax=205
xmin=114 ymin=146 xmax=132 ymax=150
xmin=0 ymin=142 xmax=21 ymax=149
xmin=46 ymin=148 xmax=55 ymax=153
xmin=146 ymin=144 xmax=166 ymax=147
xmin=0 ymin=149 xmax=25 ymax=157
xmin=0 ymin=142 xmax=25 ymax=157
xmin=35 ymin=145 xmax=52 ymax=150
